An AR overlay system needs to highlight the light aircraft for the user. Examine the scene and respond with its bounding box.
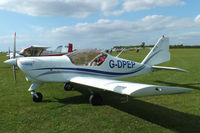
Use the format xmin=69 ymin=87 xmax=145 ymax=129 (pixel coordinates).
xmin=7 ymin=33 xmax=73 ymax=58
xmin=7 ymin=50 xmax=22 ymax=59
xmin=4 ymin=36 xmax=192 ymax=105
xmin=19 ymin=44 xmax=73 ymax=57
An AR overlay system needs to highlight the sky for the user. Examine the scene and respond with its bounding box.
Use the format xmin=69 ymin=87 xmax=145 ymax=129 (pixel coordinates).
xmin=0 ymin=0 xmax=200 ymax=51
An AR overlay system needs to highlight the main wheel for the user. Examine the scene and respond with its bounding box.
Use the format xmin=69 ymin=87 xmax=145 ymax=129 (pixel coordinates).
xmin=32 ymin=92 xmax=43 ymax=102
xmin=89 ymin=93 xmax=103 ymax=106
xmin=64 ymin=83 xmax=73 ymax=91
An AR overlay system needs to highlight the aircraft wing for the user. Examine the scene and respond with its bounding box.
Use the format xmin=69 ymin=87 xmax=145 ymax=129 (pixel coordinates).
xmin=70 ymin=77 xmax=191 ymax=97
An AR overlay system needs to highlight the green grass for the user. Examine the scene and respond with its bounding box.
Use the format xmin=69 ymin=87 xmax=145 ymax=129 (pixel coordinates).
xmin=0 ymin=49 xmax=200 ymax=133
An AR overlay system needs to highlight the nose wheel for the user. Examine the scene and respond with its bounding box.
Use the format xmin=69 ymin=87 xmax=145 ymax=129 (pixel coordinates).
xmin=29 ymin=83 xmax=43 ymax=102
xmin=32 ymin=92 xmax=43 ymax=102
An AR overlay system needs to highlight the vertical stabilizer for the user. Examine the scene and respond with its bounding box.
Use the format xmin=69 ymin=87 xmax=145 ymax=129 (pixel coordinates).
xmin=68 ymin=43 xmax=73 ymax=53
xmin=141 ymin=36 xmax=170 ymax=66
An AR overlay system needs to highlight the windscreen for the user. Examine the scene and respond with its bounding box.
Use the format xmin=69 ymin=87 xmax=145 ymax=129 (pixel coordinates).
xmin=67 ymin=49 xmax=107 ymax=66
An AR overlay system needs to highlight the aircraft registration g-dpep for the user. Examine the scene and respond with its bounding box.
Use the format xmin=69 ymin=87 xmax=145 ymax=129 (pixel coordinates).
xmin=4 ymin=36 xmax=192 ymax=105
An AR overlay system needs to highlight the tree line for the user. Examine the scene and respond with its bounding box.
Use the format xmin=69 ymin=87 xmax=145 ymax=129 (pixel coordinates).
xmin=113 ymin=44 xmax=200 ymax=49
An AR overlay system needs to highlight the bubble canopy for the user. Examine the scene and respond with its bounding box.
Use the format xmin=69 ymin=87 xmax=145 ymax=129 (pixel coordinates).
xmin=66 ymin=49 xmax=107 ymax=66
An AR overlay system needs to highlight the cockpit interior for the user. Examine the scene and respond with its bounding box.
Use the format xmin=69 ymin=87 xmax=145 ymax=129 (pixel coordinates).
xmin=67 ymin=49 xmax=107 ymax=66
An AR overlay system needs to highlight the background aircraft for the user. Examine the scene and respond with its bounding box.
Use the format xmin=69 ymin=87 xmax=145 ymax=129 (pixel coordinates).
xmin=7 ymin=49 xmax=22 ymax=59
xmin=4 ymin=36 xmax=191 ymax=105
xmin=7 ymin=33 xmax=73 ymax=58
xmin=19 ymin=44 xmax=73 ymax=57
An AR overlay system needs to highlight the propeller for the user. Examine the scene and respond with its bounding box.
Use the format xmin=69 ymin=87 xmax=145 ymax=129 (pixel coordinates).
xmin=8 ymin=48 xmax=11 ymax=59
xmin=13 ymin=32 xmax=17 ymax=84
xmin=13 ymin=65 xmax=16 ymax=84
xmin=13 ymin=32 xmax=16 ymax=59
xmin=4 ymin=32 xmax=17 ymax=84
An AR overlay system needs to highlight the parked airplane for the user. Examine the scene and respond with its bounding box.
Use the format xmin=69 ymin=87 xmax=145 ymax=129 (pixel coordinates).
xmin=19 ymin=44 xmax=73 ymax=57
xmin=8 ymin=33 xmax=73 ymax=58
xmin=7 ymin=50 xmax=22 ymax=59
xmin=4 ymin=36 xmax=192 ymax=105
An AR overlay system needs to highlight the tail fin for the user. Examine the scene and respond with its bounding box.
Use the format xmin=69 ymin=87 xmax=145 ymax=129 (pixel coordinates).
xmin=141 ymin=36 xmax=170 ymax=66
xmin=68 ymin=43 xmax=73 ymax=53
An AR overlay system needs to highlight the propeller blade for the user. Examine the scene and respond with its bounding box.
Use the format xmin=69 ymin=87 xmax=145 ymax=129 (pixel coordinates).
xmin=13 ymin=65 xmax=16 ymax=84
xmin=8 ymin=48 xmax=11 ymax=59
xmin=13 ymin=32 xmax=16 ymax=59
xmin=13 ymin=32 xmax=17 ymax=84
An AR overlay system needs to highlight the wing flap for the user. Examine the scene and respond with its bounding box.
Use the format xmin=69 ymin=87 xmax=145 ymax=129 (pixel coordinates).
xmin=70 ymin=77 xmax=192 ymax=97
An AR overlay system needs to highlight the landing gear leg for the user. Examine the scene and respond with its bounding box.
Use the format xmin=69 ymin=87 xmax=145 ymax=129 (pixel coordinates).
xmin=28 ymin=83 xmax=43 ymax=102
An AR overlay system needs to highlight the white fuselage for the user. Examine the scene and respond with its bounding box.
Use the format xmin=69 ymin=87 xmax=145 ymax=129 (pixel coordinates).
xmin=17 ymin=54 xmax=152 ymax=83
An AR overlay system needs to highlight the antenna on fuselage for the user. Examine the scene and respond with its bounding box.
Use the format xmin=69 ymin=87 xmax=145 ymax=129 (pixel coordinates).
xmin=116 ymin=48 xmax=125 ymax=58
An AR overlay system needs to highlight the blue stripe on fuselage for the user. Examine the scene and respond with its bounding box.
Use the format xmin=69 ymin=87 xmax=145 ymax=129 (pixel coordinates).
xmin=32 ymin=66 xmax=145 ymax=76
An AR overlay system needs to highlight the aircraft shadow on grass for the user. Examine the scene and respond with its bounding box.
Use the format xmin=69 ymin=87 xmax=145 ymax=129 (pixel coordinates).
xmin=54 ymin=88 xmax=200 ymax=133
xmin=107 ymin=97 xmax=200 ymax=133
xmin=155 ymin=80 xmax=200 ymax=90
xmin=54 ymin=95 xmax=88 ymax=105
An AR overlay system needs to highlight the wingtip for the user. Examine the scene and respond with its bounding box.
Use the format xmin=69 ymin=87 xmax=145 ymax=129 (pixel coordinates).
xmin=178 ymin=68 xmax=188 ymax=72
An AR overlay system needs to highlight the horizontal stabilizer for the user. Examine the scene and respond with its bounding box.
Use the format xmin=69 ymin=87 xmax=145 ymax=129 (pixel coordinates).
xmin=70 ymin=76 xmax=192 ymax=97
xmin=152 ymin=66 xmax=187 ymax=72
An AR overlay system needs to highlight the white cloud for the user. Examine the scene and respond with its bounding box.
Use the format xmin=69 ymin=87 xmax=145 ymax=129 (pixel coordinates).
xmin=42 ymin=15 xmax=200 ymax=49
xmin=110 ymin=0 xmax=185 ymax=15
xmin=1 ymin=15 xmax=200 ymax=51
xmin=0 ymin=0 xmax=185 ymax=17
xmin=170 ymin=31 xmax=200 ymax=45
xmin=124 ymin=0 xmax=185 ymax=11
xmin=0 ymin=0 xmax=119 ymax=18
xmin=194 ymin=14 xmax=200 ymax=23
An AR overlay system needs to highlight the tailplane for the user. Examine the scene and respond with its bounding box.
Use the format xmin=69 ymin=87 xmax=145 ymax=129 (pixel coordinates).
xmin=141 ymin=36 xmax=170 ymax=66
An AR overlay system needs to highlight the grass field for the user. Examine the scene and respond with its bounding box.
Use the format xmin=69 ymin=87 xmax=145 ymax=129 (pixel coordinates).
xmin=0 ymin=49 xmax=200 ymax=133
